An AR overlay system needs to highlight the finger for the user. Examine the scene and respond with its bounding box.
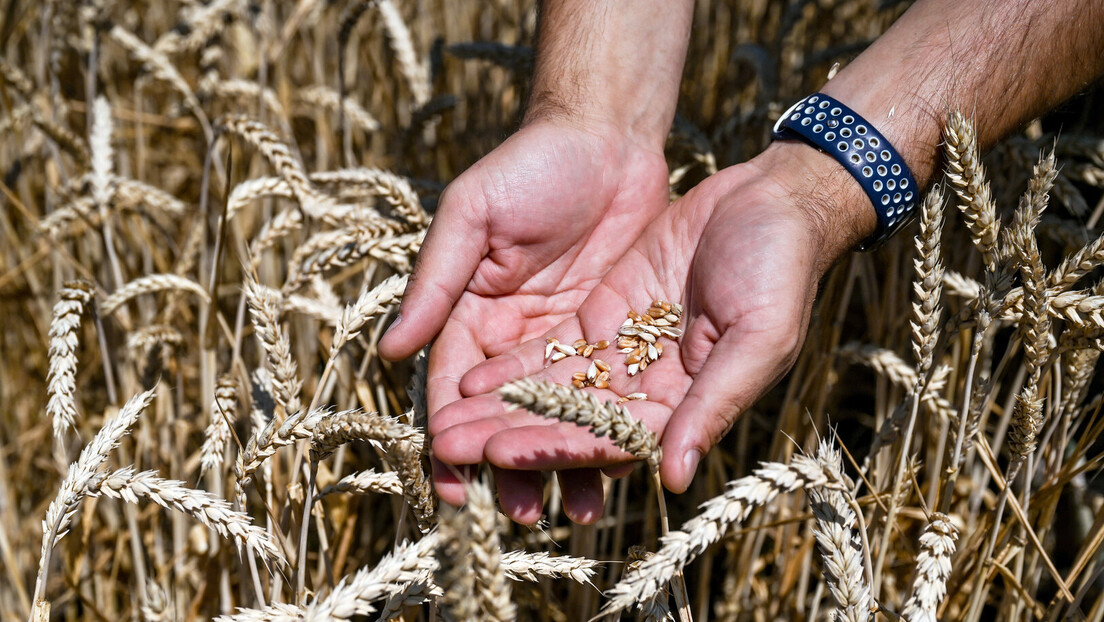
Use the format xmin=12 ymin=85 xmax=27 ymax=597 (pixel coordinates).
xmin=426 ymin=320 xmax=485 ymax=418
xmin=431 ymin=458 xmax=477 ymax=507
xmin=379 ymin=185 xmax=487 ymax=360
xmin=433 ymin=408 xmax=558 ymax=465
xmin=660 ymin=324 xmax=800 ymax=493
xmin=602 ymin=464 xmax=636 ymax=479
xmin=557 ymin=468 xmax=605 ymax=525
xmin=493 ymin=467 xmax=545 ymax=525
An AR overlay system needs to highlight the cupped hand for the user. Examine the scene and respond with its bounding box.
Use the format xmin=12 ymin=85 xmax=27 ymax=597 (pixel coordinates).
xmin=378 ymin=119 xmax=670 ymax=521
xmin=430 ymin=143 xmax=874 ymax=522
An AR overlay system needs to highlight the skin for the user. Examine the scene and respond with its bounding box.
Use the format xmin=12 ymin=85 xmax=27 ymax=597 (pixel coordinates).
xmin=383 ymin=0 xmax=1104 ymax=523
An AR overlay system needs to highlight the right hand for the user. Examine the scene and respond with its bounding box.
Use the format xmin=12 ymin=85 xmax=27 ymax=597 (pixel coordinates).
xmin=379 ymin=119 xmax=670 ymax=523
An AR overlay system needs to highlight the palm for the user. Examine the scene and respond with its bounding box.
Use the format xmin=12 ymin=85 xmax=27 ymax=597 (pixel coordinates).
xmin=435 ymin=161 xmax=829 ymax=520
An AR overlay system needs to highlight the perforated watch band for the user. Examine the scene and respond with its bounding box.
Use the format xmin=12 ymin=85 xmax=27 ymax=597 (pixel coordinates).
xmin=772 ymin=93 xmax=919 ymax=250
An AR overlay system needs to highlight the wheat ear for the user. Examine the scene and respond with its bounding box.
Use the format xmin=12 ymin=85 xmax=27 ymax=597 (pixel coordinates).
xmin=900 ymin=513 xmax=958 ymax=622
xmin=101 ymin=274 xmax=210 ymax=316
xmin=376 ymin=0 xmax=431 ymax=106
xmin=46 ymin=281 xmax=95 ymax=440
xmin=331 ymin=274 xmax=407 ymax=356
xmin=33 ymin=388 xmax=156 ymax=606
xmin=89 ymin=96 xmax=114 ymax=211
xmin=89 ymin=466 xmax=284 ymax=565
xmin=600 ymin=454 xmax=834 ymax=615
xmin=911 ymin=188 xmax=945 ymax=377
xmin=436 ymin=501 xmax=480 ymax=622
xmin=944 ymin=111 xmax=1000 ymax=271
xmin=499 ymin=378 xmax=661 ymax=468
xmin=244 ymin=279 xmax=302 ymax=418
xmin=500 ymin=551 xmax=602 ymax=584
xmin=809 ymin=442 xmax=872 ymax=622
xmin=108 ymin=25 xmax=211 ymax=141
xmin=315 ymin=470 xmax=403 ymax=500
xmin=200 ymin=375 xmax=239 ymax=477
xmin=466 ymin=480 xmax=516 ymax=621
xmin=309 ymin=410 xmax=422 ymax=461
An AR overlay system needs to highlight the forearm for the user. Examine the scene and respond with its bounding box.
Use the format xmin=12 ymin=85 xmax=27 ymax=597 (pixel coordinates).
xmin=525 ymin=0 xmax=695 ymax=151
xmin=766 ymin=0 xmax=1104 ymax=255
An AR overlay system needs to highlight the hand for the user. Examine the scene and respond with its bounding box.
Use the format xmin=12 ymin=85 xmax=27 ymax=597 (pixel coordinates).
xmin=378 ymin=119 xmax=670 ymax=522
xmin=430 ymin=142 xmax=874 ymax=521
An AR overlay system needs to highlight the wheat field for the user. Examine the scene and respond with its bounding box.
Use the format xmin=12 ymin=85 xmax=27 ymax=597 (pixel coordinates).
xmin=1 ymin=0 xmax=1104 ymax=620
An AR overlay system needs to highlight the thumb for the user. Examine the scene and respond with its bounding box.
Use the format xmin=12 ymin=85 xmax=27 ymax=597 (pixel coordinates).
xmin=660 ymin=323 xmax=802 ymax=493
xmin=379 ymin=187 xmax=487 ymax=360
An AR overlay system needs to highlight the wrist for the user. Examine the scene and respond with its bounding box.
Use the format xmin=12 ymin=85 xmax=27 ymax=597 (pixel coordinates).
xmin=749 ymin=141 xmax=877 ymax=271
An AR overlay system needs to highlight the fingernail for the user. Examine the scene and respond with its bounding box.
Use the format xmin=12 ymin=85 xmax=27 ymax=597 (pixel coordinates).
xmin=683 ymin=449 xmax=702 ymax=481
xmin=382 ymin=313 xmax=402 ymax=339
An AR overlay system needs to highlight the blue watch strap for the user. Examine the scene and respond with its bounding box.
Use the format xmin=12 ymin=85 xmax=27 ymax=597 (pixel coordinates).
xmin=772 ymin=93 xmax=919 ymax=250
